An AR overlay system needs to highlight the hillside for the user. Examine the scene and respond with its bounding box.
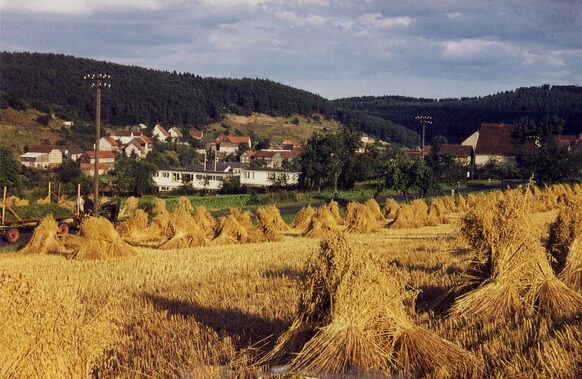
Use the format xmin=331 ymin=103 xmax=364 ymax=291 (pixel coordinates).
xmin=334 ymin=85 xmax=582 ymax=143
xmin=0 ymin=107 xmax=68 ymax=153
xmin=0 ymin=52 xmax=418 ymax=146
xmin=206 ymin=113 xmax=341 ymax=142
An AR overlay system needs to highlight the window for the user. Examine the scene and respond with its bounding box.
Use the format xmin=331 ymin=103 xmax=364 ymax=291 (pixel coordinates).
xmin=161 ymin=172 xmax=169 ymax=178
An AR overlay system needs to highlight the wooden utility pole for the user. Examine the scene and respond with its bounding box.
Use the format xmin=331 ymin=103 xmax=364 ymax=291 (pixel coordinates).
xmin=415 ymin=115 xmax=433 ymax=157
xmin=84 ymin=74 xmax=111 ymax=213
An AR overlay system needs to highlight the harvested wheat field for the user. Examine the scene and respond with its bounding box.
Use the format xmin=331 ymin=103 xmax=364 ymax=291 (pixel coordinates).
xmin=0 ymin=186 xmax=581 ymax=378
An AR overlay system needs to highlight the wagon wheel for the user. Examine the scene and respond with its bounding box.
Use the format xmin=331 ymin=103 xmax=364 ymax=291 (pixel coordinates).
xmin=5 ymin=228 xmax=20 ymax=243
xmin=58 ymin=223 xmax=70 ymax=235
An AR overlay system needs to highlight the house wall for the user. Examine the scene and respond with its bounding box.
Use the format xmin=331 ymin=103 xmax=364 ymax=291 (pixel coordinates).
xmin=475 ymin=154 xmax=515 ymax=166
xmin=48 ymin=149 xmax=63 ymax=165
xmin=461 ymin=131 xmax=480 ymax=150
xmin=21 ymin=153 xmax=49 ymax=168
xmin=153 ymin=170 xmax=231 ymax=191
xmin=124 ymin=144 xmax=143 ymax=158
xmin=240 ymin=170 xmax=299 ymax=187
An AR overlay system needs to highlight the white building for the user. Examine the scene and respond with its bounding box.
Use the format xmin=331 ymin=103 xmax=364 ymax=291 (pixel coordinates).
xmin=240 ymin=168 xmax=299 ymax=187
xmin=153 ymin=168 xmax=236 ymax=192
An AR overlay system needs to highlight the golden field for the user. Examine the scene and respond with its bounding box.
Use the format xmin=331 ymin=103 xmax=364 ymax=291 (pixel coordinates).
xmin=1 ymin=189 xmax=581 ymax=378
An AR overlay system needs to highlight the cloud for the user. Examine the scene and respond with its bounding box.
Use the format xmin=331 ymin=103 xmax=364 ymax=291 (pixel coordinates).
xmin=0 ymin=0 xmax=165 ymax=15
xmin=359 ymin=13 xmax=412 ymax=28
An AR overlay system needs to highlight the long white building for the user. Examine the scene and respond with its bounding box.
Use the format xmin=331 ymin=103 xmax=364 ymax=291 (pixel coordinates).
xmin=240 ymin=168 xmax=299 ymax=187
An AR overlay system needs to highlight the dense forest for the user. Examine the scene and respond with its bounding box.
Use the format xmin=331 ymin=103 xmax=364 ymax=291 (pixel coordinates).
xmin=334 ymin=86 xmax=582 ymax=143
xmin=0 ymin=52 xmax=419 ymax=146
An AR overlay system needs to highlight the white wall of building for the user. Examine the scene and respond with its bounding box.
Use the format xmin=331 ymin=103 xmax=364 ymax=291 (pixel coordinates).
xmin=240 ymin=169 xmax=299 ymax=187
xmin=153 ymin=169 xmax=233 ymax=192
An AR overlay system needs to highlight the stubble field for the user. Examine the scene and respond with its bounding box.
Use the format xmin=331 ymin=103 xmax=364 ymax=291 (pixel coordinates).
xmin=1 ymin=188 xmax=581 ymax=378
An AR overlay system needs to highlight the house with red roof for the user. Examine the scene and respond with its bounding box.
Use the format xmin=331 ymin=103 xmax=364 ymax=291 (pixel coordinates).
xmin=98 ymin=136 xmax=121 ymax=152
xmin=188 ymin=129 xmax=204 ymax=139
xmin=215 ymin=135 xmax=252 ymax=153
xmin=109 ymin=129 xmax=142 ymax=144
xmin=471 ymin=123 xmax=520 ymax=165
xmin=79 ymin=151 xmax=116 ymax=175
xmin=20 ymin=145 xmax=63 ymax=168
xmin=153 ymin=124 xmax=171 ymax=141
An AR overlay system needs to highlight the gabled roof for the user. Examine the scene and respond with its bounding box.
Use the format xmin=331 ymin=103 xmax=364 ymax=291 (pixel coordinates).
xmin=110 ymin=129 xmax=141 ymax=137
xmin=139 ymin=135 xmax=153 ymax=144
xmin=475 ymin=123 xmax=518 ymax=156
xmin=84 ymin=150 xmax=116 ymax=159
xmin=437 ymin=144 xmax=473 ymax=158
xmin=61 ymin=145 xmax=85 ymax=155
xmin=188 ymin=129 xmax=204 ymax=138
xmin=154 ymin=124 xmax=170 ymax=137
xmin=216 ymin=135 xmax=251 ymax=145
xmin=169 ymin=127 xmax=183 ymax=137
xmin=28 ymin=144 xmax=61 ymax=153
xmin=282 ymin=139 xmax=301 ymax=147
xmin=103 ymin=136 xmax=120 ymax=146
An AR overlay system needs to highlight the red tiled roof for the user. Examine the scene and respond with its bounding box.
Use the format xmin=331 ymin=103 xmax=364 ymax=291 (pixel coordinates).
xmin=110 ymin=129 xmax=141 ymax=137
xmin=154 ymin=125 xmax=170 ymax=136
xmin=84 ymin=150 xmax=116 ymax=159
xmin=103 ymin=136 xmax=120 ymax=146
xmin=28 ymin=144 xmax=60 ymax=153
xmin=422 ymin=145 xmax=432 ymax=154
xmin=556 ymin=135 xmax=579 ymax=148
xmin=280 ymin=150 xmax=300 ymax=159
xmin=188 ymin=129 xmax=204 ymax=138
xmin=139 ymin=135 xmax=153 ymax=144
xmin=475 ymin=123 xmax=518 ymax=156
xmin=282 ymin=139 xmax=301 ymax=147
xmin=216 ymin=135 xmax=251 ymax=145
xmin=220 ymin=142 xmax=237 ymax=148
xmin=437 ymin=144 xmax=473 ymax=158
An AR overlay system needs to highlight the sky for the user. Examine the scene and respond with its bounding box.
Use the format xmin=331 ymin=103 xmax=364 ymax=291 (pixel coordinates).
xmin=1 ymin=0 xmax=581 ymax=99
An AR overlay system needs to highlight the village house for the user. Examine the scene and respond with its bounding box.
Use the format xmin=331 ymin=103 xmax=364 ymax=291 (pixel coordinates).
xmin=79 ymin=150 xmax=116 ymax=176
xmin=98 ymin=136 xmax=121 ymax=152
xmin=215 ymin=136 xmax=252 ymax=152
xmin=169 ymin=127 xmax=184 ymax=141
xmin=153 ymin=163 xmax=242 ymax=192
xmin=436 ymin=144 xmax=475 ymax=166
xmin=59 ymin=145 xmax=85 ymax=162
xmin=251 ymin=150 xmax=301 ymax=168
xmin=152 ymin=124 xmax=171 ymax=141
xmin=463 ymin=123 xmax=518 ymax=166
xmin=240 ymin=168 xmax=299 ymax=187
xmin=281 ymin=139 xmax=302 ymax=149
xmin=109 ymin=129 xmax=142 ymax=144
xmin=188 ymin=129 xmax=204 ymax=139
xmin=20 ymin=145 xmax=63 ymax=168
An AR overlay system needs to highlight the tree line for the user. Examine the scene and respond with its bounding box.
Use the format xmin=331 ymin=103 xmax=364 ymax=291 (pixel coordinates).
xmin=334 ymin=85 xmax=582 ymax=143
xmin=0 ymin=52 xmax=418 ymax=146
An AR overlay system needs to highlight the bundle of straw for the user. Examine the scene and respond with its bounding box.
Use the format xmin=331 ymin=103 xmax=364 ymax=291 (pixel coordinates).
xmin=117 ymin=208 xmax=148 ymax=238
xmin=264 ymin=232 xmax=474 ymax=376
xmin=291 ymin=205 xmax=315 ymax=230
xmin=262 ymin=206 xmax=290 ymax=231
xmin=302 ymin=207 xmax=337 ymax=238
xmin=546 ymin=193 xmax=582 ymax=291
xmin=17 ymin=216 xmax=67 ymax=255
xmin=119 ymin=196 xmax=139 ymax=219
xmin=254 ymin=206 xmax=283 ymax=242
xmin=364 ymin=198 xmax=385 ymax=221
xmin=192 ymin=206 xmax=216 ymax=238
xmin=152 ymin=198 xmax=168 ymax=216
xmin=327 ymin=200 xmax=345 ymax=225
xmin=384 ymin=198 xmax=399 ymax=220
xmin=176 ymin=196 xmax=193 ymax=213
xmin=71 ymin=217 xmax=137 ymax=260
xmin=159 ymin=208 xmax=207 ymax=250
xmin=212 ymin=213 xmax=251 ymax=245
xmin=345 ymin=203 xmax=381 ymax=234
xmin=452 ymin=191 xmax=582 ymax=319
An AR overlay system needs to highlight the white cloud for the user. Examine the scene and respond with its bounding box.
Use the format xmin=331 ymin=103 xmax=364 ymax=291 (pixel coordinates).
xmin=359 ymin=13 xmax=412 ymax=28
xmin=0 ymin=0 xmax=164 ymax=15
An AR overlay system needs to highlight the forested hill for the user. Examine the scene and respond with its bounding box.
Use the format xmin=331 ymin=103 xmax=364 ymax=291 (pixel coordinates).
xmin=334 ymin=86 xmax=582 ymax=143
xmin=0 ymin=52 xmax=419 ymax=146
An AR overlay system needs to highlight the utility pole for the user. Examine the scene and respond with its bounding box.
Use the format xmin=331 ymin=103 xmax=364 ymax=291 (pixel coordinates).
xmin=415 ymin=115 xmax=432 ymax=158
xmin=84 ymin=74 xmax=111 ymax=213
